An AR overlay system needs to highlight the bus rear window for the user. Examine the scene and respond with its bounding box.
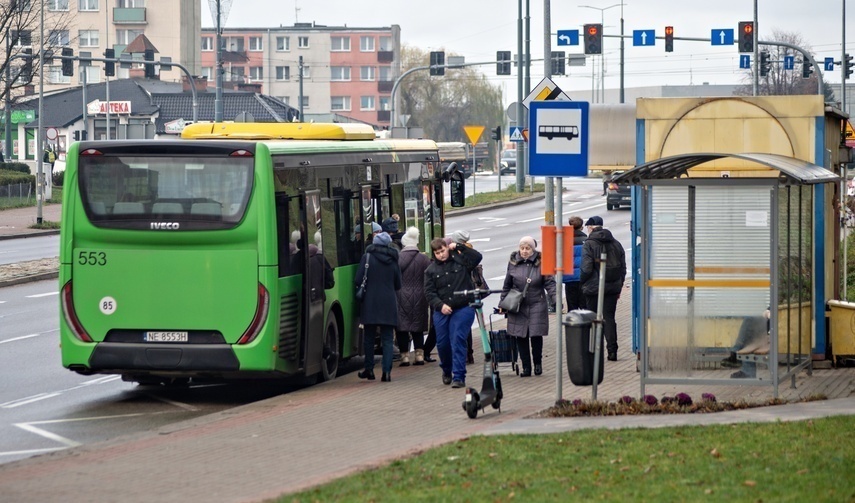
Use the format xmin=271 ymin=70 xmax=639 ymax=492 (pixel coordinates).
xmin=78 ymin=155 xmax=253 ymax=230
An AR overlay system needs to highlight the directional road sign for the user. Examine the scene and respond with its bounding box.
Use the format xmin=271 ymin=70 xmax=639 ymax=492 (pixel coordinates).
xmin=739 ymin=55 xmax=751 ymax=69
xmin=528 ymin=100 xmax=590 ymax=177
xmin=784 ymin=55 xmax=794 ymax=70
xmin=825 ymin=57 xmax=835 ymax=71
xmin=632 ymin=30 xmax=655 ymax=46
xmin=522 ymin=76 xmax=570 ymax=109
xmin=509 ymin=126 xmax=525 ymax=142
xmin=557 ymin=30 xmax=579 ymax=46
xmin=710 ymin=29 xmax=735 ymax=46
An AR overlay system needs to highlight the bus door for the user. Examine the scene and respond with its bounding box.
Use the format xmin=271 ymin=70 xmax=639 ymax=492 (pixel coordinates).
xmin=301 ymin=190 xmax=325 ymax=376
xmin=360 ymin=184 xmax=374 ymax=239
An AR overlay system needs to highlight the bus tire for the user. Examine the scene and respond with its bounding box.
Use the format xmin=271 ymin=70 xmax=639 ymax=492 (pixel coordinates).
xmin=320 ymin=317 xmax=340 ymax=381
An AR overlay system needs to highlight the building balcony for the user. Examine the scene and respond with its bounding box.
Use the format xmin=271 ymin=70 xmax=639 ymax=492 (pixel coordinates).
xmin=377 ymin=110 xmax=390 ymax=123
xmin=377 ymin=80 xmax=393 ymax=93
xmin=113 ymin=7 xmax=146 ymax=24
xmin=377 ymin=51 xmax=394 ymax=63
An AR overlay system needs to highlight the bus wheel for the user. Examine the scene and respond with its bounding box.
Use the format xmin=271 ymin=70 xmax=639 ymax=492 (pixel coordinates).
xmin=321 ymin=317 xmax=340 ymax=381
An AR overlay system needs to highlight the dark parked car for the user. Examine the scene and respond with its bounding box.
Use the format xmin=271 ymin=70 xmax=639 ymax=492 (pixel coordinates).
xmin=499 ymin=150 xmax=516 ymax=175
xmin=606 ymin=172 xmax=631 ymax=210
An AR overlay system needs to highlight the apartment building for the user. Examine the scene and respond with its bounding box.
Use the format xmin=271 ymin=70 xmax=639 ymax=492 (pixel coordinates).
xmin=36 ymin=0 xmax=200 ymax=90
xmin=200 ymin=23 xmax=401 ymax=128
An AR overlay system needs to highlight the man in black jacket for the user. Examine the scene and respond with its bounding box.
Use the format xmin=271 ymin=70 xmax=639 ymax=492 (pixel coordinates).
xmin=424 ymin=237 xmax=482 ymax=388
xmin=580 ymin=216 xmax=626 ymax=361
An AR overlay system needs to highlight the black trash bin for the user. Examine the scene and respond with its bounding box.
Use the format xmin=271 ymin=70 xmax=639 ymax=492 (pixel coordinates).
xmin=564 ymin=310 xmax=604 ymax=386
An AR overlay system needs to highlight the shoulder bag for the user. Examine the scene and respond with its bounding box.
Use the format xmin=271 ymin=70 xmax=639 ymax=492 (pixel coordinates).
xmin=355 ymin=253 xmax=370 ymax=302
xmin=498 ymin=265 xmax=534 ymax=314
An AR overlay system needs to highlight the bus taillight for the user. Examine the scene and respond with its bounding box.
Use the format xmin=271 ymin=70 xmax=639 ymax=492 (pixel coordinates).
xmin=61 ymin=281 xmax=93 ymax=342
xmin=237 ymin=283 xmax=270 ymax=345
xmin=230 ymin=149 xmax=253 ymax=157
xmin=80 ymin=149 xmax=103 ymax=156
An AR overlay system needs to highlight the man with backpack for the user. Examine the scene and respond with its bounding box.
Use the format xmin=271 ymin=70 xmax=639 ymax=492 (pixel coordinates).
xmin=580 ymin=216 xmax=626 ymax=361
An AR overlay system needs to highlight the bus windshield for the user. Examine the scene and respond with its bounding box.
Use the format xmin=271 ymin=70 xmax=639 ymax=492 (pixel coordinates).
xmin=78 ymin=154 xmax=253 ymax=230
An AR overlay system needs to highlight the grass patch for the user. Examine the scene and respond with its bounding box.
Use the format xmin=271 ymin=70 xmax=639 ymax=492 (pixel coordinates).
xmin=0 ymin=197 xmax=34 ymax=210
xmin=446 ymin=183 xmax=545 ymax=212
xmin=28 ymin=220 xmax=60 ymax=230
xmin=282 ymin=416 xmax=855 ymax=502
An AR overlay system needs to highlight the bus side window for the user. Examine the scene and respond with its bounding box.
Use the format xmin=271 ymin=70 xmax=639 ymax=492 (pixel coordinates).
xmin=276 ymin=195 xmax=301 ymax=277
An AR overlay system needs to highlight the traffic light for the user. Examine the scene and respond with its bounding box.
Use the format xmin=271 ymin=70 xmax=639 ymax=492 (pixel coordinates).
xmin=738 ymin=21 xmax=754 ymax=53
xmin=664 ymin=26 xmax=674 ymax=53
xmin=490 ymin=126 xmax=502 ymax=142
xmin=72 ymin=131 xmax=80 ymax=141
xmin=759 ymin=50 xmax=770 ymax=77
xmin=496 ymin=50 xmax=511 ymax=75
xmin=551 ymin=51 xmax=565 ymax=76
xmin=846 ymin=53 xmax=854 ymax=80
xmin=104 ymin=48 xmax=115 ymax=77
xmin=144 ymin=48 xmax=156 ymax=78
xmin=21 ymin=47 xmax=33 ymax=78
xmin=429 ymin=51 xmax=445 ymax=76
xmin=802 ymin=59 xmax=813 ymax=79
xmin=584 ymin=24 xmax=602 ymax=55
xmin=61 ymin=47 xmax=73 ymax=77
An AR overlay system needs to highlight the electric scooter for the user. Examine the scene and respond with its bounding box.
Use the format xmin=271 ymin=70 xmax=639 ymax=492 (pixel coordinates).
xmin=453 ymin=288 xmax=503 ymax=419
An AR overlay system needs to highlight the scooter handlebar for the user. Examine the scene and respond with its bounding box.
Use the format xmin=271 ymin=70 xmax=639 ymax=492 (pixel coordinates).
xmin=452 ymin=288 xmax=502 ymax=298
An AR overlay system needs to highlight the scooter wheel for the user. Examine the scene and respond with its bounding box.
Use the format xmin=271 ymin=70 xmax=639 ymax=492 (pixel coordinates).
xmin=491 ymin=399 xmax=501 ymax=410
xmin=464 ymin=389 xmax=480 ymax=419
xmin=491 ymin=377 xmax=503 ymax=409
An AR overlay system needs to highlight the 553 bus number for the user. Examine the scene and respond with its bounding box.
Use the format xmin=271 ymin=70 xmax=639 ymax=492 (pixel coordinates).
xmin=78 ymin=251 xmax=107 ymax=266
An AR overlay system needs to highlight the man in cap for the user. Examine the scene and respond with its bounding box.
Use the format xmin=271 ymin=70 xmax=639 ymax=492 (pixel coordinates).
xmin=580 ymin=216 xmax=626 ymax=361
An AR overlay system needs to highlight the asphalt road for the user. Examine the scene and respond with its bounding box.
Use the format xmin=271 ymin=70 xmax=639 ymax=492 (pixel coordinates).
xmin=0 ymin=180 xmax=631 ymax=465
xmin=0 ymin=235 xmax=59 ymax=265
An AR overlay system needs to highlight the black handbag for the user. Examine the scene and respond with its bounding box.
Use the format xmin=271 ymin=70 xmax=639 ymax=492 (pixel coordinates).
xmin=355 ymin=253 xmax=370 ymax=301
xmin=498 ymin=266 xmax=534 ymax=314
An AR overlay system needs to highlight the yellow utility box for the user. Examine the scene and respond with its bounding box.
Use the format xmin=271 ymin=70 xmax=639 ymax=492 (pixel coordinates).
xmin=828 ymin=300 xmax=855 ymax=364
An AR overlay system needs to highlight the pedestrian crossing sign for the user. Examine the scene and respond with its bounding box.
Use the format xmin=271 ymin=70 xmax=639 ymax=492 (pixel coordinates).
xmin=509 ymin=127 xmax=526 ymax=142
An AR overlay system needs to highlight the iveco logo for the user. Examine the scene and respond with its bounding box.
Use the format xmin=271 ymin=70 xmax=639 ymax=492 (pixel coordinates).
xmin=150 ymin=222 xmax=180 ymax=230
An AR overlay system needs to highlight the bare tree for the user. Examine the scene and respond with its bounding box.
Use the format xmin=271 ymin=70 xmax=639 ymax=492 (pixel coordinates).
xmin=735 ymin=28 xmax=834 ymax=100
xmin=0 ymin=1 xmax=72 ymax=107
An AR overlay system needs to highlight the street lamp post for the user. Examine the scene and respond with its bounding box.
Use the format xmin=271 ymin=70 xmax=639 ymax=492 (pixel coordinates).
xmin=580 ymin=3 xmax=624 ymax=103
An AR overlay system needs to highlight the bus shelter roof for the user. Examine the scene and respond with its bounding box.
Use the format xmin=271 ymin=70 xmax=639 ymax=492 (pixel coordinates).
xmin=612 ymin=152 xmax=839 ymax=186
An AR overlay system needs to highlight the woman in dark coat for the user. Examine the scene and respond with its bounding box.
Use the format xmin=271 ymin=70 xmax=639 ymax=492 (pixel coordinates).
xmin=499 ymin=236 xmax=556 ymax=377
xmin=354 ymin=232 xmax=401 ymax=382
xmin=395 ymin=227 xmax=431 ymax=366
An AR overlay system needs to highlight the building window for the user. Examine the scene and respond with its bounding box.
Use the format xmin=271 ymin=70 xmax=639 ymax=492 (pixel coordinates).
xmin=279 ymin=96 xmax=290 ymax=105
xmin=379 ymin=36 xmax=392 ymax=51
xmin=330 ymin=66 xmax=350 ymax=81
xmin=78 ymin=0 xmax=98 ymax=11
xmin=379 ymin=66 xmax=392 ymax=82
xmin=249 ymin=37 xmax=263 ymax=52
xmin=115 ymin=29 xmax=143 ymax=45
xmin=360 ymin=96 xmax=375 ymax=111
xmin=201 ymin=67 xmax=213 ymax=80
xmin=331 ymin=36 xmax=350 ymax=51
xmin=225 ymin=66 xmax=245 ymax=82
xmin=47 ymin=0 xmax=69 ymax=10
xmin=249 ymin=66 xmax=263 ymax=81
xmin=82 ymin=65 xmax=100 ymax=84
xmin=201 ymin=37 xmax=213 ymax=51
xmin=117 ymin=0 xmax=144 ymax=7
xmin=360 ymin=36 xmax=375 ymax=52
xmin=360 ymin=66 xmax=375 ymax=81
xmin=298 ymin=36 xmax=309 ymax=48
xmin=11 ymin=30 xmax=32 ymax=47
xmin=223 ymin=36 xmax=244 ymax=52
xmin=301 ymin=96 xmax=309 ymax=108
xmin=13 ymin=0 xmax=32 ymax=12
xmin=330 ymin=96 xmax=351 ymax=111
xmin=276 ymin=36 xmax=290 ymax=51
xmin=275 ymin=66 xmax=290 ymax=80
xmin=79 ymin=30 xmax=99 ymax=47
xmin=300 ymin=66 xmax=311 ymax=79
xmin=47 ymin=66 xmax=71 ymax=84
xmin=48 ymin=30 xmax=70 ymax=46
xmin=379 ymin=96 xmax=390 ymax=111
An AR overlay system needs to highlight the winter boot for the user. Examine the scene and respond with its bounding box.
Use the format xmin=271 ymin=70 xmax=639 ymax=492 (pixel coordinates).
xmin=414 ymin=349 xmax=425 ymax=366
xmin=399 ymin=352 xmax=410 ymax=367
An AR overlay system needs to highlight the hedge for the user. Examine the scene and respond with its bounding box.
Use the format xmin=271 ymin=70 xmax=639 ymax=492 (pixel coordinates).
xmin=0 ymin=169 xmax=35 ymax=187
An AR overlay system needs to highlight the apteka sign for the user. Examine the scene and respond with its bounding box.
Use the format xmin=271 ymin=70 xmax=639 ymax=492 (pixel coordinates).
xmin=87 ymin=100 xmax=132 ymax=115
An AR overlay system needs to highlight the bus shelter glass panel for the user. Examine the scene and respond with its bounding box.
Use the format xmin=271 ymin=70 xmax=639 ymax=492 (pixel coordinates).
xmin=647 ymin=184 xmax=772 ymax=380
xmin=776 ymin=185 xmax=812 ymax=372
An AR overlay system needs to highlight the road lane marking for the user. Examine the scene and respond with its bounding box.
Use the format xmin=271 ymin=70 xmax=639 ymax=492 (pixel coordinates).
xmin=146 ymin=394 xmax=199 ymax=412
xmin=14 ymin=423 xmax=82 ymax=448
xmin=481 ymin=247 xmax=506 ymax=253
xmin=488 ymin=275 xmax=506 ymax=281
xmin=25 ymin=291 xmax=59 ymax=299
xmin=1 ymin=392 xmax=63 ymax=408
xmin=469 ymin=227 xmax=488 ymax=231
xmin=0 ymin=329 xmax=58 ymax=345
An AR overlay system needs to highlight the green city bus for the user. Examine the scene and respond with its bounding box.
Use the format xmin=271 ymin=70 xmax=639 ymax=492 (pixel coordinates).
xmin=59 ymin=122 xmax=464 ymax=385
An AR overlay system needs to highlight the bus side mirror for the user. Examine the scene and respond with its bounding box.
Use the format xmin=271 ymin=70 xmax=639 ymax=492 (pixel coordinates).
xmin=449 ymin=172 xmax=465 ymax=208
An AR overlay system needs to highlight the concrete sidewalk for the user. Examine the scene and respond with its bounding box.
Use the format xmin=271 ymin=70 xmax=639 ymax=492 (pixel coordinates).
xmin=0 ymin=204 xmax=62 ymax=239
xmin=0 ymin=290 xmax=853 ymax=503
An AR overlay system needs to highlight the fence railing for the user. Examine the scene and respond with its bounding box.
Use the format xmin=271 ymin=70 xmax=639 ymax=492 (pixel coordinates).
xmin=0 ymin=182 xmax=33 ymax=203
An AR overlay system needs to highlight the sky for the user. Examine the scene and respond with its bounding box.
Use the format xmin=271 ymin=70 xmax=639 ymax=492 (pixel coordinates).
xmin=202 ymin=0 xmax=853 ymax=106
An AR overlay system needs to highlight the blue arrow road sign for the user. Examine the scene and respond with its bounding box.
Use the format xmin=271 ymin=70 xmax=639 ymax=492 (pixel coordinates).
xmin=825 ymin=57 xmax=835 ymax=71
xmin=784 ymin=55 xmax=794 ymax=70
xmin=557 ymin=30 xmax=579 ymax=46
xmin=632 ymin=30 xmax=655 ymax=46
xmin=528 ymin=100 xmax=590 ymax=177
xmin=739 ymin=55 xmax=751 ymax=69
xmin=710 ymin=29 xmax=734 ymax=46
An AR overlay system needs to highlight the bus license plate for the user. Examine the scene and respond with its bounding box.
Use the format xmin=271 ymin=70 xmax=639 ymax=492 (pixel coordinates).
xmin=144 ymin=331 xmax=188 ymax=342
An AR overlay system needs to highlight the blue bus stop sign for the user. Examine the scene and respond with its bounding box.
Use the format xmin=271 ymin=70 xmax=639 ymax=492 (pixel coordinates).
xmin=528 ymin=101 xmax=589 ymax=177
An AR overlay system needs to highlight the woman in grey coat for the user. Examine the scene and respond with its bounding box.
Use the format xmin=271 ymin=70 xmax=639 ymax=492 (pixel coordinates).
xmin=499 ymin=236 xmax=556 ymax=377
xmin=395 ymin=227 xmax=431 ymax=366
